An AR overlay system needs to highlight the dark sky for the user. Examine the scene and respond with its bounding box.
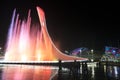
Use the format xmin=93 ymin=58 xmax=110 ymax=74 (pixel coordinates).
xmin=0 ymin=1 xmax=120 ymax=52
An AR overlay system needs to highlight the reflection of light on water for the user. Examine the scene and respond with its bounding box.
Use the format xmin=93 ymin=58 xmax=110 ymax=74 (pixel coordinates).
xmin=62 ymin=67 xmax=69 ymax=72
xmin=103 ymin=65 xmax=106 ymax=73
xmin=87 ymin=62 xmax=97 ymax=67
xmin=114 ymin=66 xmax=118 ymax=78
xmin=109 ymin=66 xmax=113 ymax=74
xmin=2 ymin=65 xmax=58 ymax=80
xmin=106 ymin=66 xmax=120 ymax=79
xmin=87 ymin=62 xmax=97 ymax=78
xmin=91 ymin=66 xmax=95 ymax=78
xmin=114 ymin=66 xmax=118 ymax=74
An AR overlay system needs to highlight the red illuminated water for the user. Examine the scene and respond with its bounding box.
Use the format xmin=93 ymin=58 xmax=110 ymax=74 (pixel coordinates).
xmin=4 ymin=6 xmax=88 ymax=61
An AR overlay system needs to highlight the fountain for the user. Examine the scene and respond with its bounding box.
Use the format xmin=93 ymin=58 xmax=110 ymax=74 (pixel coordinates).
xmin=4 ymin=6 xmax=88 ymax=62
xmin=0 ymin=6 xmax=89 ymax=80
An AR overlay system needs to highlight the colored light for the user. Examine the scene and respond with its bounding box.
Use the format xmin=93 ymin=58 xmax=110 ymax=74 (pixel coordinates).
xmin=4 ymin=6 xmax=88 ymax=62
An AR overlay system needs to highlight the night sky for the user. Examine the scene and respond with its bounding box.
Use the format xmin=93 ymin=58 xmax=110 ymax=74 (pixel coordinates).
xmin=0 ymin=1 xmax=120 ymax=52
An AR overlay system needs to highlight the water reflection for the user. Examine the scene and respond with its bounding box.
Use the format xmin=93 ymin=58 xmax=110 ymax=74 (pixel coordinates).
xmin=0 ymin=64 xmax=120 ymax=80
xmin=106 ymin=66 xmax=120 ymax=80
xmin=1 ymin=65 xmax=58 ymax=80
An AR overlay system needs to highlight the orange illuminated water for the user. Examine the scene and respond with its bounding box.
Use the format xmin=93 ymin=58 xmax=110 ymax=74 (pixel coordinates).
xmin=4 ymin=6 xmax=88 ymax=61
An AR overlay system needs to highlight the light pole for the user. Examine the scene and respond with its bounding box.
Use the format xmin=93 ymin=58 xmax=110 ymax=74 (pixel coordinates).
xmin=91 ymin=49 xmax=94 ymax=62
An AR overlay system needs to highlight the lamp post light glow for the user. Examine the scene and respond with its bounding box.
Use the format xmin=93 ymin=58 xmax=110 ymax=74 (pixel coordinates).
xmin=91 ymin=49 xmax=94 ymax=62
xmin=91 ymin=49 xmax=93 ymax=54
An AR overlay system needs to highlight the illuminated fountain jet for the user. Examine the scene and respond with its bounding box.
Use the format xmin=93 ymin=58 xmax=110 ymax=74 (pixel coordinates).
xmin=4 ymin=6 xmax=88 ymax=62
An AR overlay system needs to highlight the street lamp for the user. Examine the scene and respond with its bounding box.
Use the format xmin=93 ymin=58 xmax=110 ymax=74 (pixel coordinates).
xmin=91 ymin=49 xmax=93 ymax=54
xmin=91 ymin=49 xmax=94 ymax=62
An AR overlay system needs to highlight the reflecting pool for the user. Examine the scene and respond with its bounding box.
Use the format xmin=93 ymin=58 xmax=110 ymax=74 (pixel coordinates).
xmin=0 ymin=63 xmax=120 ymax=80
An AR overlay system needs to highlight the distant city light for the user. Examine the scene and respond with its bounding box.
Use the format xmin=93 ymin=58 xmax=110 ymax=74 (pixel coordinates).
xmin=91 ymin=49 xmax=94 ymax=53
xmin=0 ymin=47 xmax=2 ymax=50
